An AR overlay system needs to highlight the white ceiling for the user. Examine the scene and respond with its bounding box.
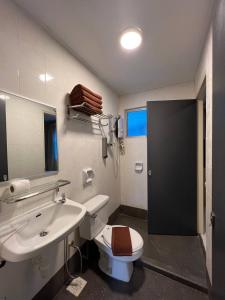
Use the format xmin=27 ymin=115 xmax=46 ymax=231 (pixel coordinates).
xmin=14 ymin=0 xmax=215 ymax=95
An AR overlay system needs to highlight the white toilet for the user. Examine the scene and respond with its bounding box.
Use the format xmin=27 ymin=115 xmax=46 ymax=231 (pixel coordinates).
xmin=79 ymin=195 xmax=144 ymax=282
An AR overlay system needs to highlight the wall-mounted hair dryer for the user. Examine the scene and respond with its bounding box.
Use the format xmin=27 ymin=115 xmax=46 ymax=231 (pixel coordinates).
xmin=102 ymin=115 xmax=124 ymax=159
xmin=115 ymin=115 xmax=124 ymax=139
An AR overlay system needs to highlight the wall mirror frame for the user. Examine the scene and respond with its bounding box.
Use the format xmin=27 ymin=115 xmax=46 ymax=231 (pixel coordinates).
xmin=0 ymin=89 xmax=59 ymax=183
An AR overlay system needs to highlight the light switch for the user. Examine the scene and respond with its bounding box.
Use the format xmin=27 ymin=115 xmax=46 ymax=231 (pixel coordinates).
xmin=135 ymin=161 xmax=143 ymax=173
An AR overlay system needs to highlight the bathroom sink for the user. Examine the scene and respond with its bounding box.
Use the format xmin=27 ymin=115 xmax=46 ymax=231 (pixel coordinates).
xmin=0 ymin=199 xmax=86 ymax=262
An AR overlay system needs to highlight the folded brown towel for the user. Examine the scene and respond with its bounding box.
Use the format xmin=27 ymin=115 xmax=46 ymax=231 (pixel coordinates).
xmin=71 ymin=84 xmax=102 ymax=103
xmin=111 ymin=227 xmax=132 ymax=256
xmin=75 ymin=102 xmax=102 ymax=115
xmin=78 ymin=84 xmax=102 ymax=99
xmin=70 ymin=94 xmax=103 ymax=109
xmin=71 ymin=89 xmax=102 ymax=105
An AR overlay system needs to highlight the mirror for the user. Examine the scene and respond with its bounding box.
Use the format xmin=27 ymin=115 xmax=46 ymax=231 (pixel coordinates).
xmin=0 ymin=90 xmax=58 ymax=182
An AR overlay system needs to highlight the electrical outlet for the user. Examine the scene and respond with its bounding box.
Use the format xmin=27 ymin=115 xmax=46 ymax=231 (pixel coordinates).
xmin=66 ymin=277 xmax=87 ymax=297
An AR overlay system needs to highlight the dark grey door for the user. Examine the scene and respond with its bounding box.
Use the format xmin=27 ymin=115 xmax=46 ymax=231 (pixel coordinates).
xmin=147 ymin=100 xmax=197 ymax=235
xmin=212 ymin=1 xmax=225 ymax=298
xmin=0 ymin=99 xmax=8 ymax=182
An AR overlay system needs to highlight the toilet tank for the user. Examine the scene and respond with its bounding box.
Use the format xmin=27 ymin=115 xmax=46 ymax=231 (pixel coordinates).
xmin=79 ymin=195 xmax=110 ymax=240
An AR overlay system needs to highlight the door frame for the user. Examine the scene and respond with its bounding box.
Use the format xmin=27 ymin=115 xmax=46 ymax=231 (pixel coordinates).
xmin=211 ymin=0 xmax=225 ymax=298
xmin=197 ymin=79 xmax=207 ymax=238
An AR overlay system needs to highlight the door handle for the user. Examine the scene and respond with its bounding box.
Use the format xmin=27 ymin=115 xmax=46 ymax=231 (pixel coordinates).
xmin=210 ymin=211 xmax=216 ymax=228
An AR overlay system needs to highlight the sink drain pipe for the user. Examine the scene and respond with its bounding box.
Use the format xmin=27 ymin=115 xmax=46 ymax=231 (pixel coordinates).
xmin=64 ymin=236 xmax=82 ymax=280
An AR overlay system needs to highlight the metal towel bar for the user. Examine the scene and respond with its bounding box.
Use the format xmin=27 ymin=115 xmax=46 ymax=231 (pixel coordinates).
xmin=3 ymin=179 xmax=71 ymax=204
xmin=67 ymin=102 xmax=113 ymax=127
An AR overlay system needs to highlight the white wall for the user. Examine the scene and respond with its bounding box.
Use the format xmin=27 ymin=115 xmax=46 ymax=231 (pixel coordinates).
xmin=119 ymin=82 xmax=195 ymax=210
xmin=0 ymin=1 xmax=120 ymax=299
xmin=195 ymin=27 xmax=213 ymax=282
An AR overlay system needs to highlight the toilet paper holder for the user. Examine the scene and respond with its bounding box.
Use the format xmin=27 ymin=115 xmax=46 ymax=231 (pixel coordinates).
xmin=83 ymin=168 xmax=95 ymax=185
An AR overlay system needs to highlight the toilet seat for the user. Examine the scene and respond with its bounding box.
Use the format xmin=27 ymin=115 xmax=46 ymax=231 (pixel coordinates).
xmin=94 ymin=225 xmax=144 ymax=282
xmin=102 ymin=225 xmax=143 ymax=253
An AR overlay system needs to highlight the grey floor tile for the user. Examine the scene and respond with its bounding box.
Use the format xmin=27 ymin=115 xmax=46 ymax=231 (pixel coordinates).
xmin=54 ymin=264 xmax=208 ymax=300
xmin=54 ymin=213 xmax=208 ymax=299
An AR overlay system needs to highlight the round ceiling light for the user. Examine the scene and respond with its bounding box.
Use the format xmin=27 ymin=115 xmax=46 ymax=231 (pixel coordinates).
xmin=120 ymin=28 xmax=142 ymax=50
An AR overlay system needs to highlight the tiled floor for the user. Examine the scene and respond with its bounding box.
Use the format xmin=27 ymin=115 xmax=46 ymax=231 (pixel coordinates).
xmin=54 ymin=262 xmax=208 ymax=300
xmin=112 ymin=214 xmax=208 ymax=289
xmin=53 ymin=213 xmax=208 ymax=300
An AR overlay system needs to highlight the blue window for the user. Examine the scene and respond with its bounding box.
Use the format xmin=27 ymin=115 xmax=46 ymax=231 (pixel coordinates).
xmin=127 ymin=108 xmax=147 ymax=137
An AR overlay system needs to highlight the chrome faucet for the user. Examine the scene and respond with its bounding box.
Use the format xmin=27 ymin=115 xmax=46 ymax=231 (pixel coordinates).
xmin=58 ymin=192 xmax=66 ymax=204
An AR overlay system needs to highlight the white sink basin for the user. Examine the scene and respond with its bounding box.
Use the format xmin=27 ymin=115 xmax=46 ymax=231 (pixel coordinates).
xmin=0 ymin=199 xmax=86 ymax=262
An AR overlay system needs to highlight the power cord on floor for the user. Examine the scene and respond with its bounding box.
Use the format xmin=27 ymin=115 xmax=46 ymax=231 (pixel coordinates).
xmin=64 ymin=236 xmax=83 ymax=280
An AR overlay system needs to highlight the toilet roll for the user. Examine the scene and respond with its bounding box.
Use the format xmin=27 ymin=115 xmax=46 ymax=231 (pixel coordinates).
xmin=8 ymin=179 xmax=31 ymax=196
